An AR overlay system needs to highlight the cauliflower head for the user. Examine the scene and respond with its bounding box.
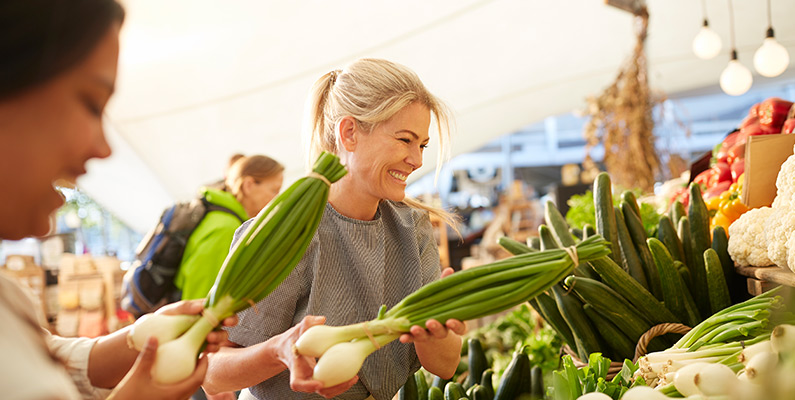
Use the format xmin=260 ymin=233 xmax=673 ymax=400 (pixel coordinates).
xmin=728 ymin=206 xmax=774 ymax=267
xmin=774 ymin=146 xmax=795 ymax=207
xmin=766 ymin=205 xmax=795 ymax=269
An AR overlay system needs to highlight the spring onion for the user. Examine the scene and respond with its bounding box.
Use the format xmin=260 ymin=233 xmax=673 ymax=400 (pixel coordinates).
xmin=296 ymin=235 xmax=612 ymax=387
xmin=129 ymin=152 xmax=347 ymax=384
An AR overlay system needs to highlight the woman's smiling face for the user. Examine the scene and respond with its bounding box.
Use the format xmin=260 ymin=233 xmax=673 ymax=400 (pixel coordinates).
xmin=345 ymin=102 xmax=431 ymax=205
xmin=0 ymin=23 xmax=119 ymax=240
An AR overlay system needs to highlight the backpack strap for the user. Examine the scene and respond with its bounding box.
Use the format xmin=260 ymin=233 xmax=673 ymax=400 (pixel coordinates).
xmin=200 ymin=197 xmax=245 ymax=223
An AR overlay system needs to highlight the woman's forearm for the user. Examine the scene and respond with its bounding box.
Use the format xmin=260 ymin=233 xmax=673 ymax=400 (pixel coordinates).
xmin=415 ymin=333 xmax=462 ymax=379
xmin=87 ymin=327 xmax=139 ymax=388
xmin=203 ymin=342 xmax=286 ymax=394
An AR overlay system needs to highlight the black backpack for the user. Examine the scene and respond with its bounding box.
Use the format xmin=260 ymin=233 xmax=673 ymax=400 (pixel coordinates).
xmin=121 ymin=197 xmax=244 ymax=319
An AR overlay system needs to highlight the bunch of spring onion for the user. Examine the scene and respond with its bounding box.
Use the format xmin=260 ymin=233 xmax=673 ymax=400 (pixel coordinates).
xmin=635 ymin=286 xmax=795 ymax=392
xmin=128 ymin=152 xmax=347 ymax=384
xmin=294 ymin=235 xmax=611 ymax=387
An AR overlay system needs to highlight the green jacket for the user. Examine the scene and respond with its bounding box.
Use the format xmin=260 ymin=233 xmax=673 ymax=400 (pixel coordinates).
xmin=174 ymin=187 xmax=248 ymax=300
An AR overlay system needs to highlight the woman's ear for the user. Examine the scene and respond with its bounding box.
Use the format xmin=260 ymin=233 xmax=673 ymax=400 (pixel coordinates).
xmin=239 ymin=176 xmax=256 ymax=197
xmin=337 ymin=116 xmax=358 ymax=152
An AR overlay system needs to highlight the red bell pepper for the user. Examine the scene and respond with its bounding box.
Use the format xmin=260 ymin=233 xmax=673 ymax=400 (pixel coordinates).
xmin=726 ymin=142 xmax=746 ymax=166
xmin=693 ymin=169 xmax=714 ymax=187
xmin=749 ymin=103 xmax=760 ymax=119
xmin=703 ymin=180 xmax=732 ymax=200
xmin=758 ymin=97 xmax=794 ymax=134
xmin=740 ymin=118 xmax=763 ymax=137
xmin=731 ymin=159 xmax=745 ymax=182
xmin=783 ymin=104 xmax=795 ymax=134
xmin=713 ymin=161 xmax=732 ymax=184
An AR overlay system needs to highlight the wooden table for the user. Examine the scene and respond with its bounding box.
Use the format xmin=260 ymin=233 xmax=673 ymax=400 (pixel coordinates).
xmin=735 ymin=265 xmax=795 ymax=295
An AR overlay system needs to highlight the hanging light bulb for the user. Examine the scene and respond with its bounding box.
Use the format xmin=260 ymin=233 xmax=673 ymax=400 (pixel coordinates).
xmin=721 ymin=50 xmax=753 ymax=96
xmin=693 ymin=19 xmax=722 ymax=59
xmin=719 ymin=0 xmax=752 ymax=96
xmin=753 ymin=0 xmax=790 ymax=77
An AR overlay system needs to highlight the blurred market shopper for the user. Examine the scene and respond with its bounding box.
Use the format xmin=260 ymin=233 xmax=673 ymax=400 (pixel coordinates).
xmin=203 ymin=58 xmax=465 ymax=400
xmin=175 ymin=154 xmax=284 ymax=301
xmin=0 ymin=1 xmax=235 ymax=399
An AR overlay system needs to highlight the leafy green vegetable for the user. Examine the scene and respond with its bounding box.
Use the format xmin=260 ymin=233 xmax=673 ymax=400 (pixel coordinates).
xmin=550 ymin=354 xmax=642 ymax=400
xmin=566 ymin=189 xmax=660 ymax=238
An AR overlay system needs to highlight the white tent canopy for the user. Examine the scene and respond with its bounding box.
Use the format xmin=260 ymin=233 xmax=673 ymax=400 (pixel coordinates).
xmin=80 ymin=0 xmax=795 ymax=233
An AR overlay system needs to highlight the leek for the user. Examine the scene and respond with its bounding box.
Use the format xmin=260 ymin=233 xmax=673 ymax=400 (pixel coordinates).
xmin=295 ymin=235 xmax=612 ymax=387
xmin=130 ymin=152 xmax=346 ymax=384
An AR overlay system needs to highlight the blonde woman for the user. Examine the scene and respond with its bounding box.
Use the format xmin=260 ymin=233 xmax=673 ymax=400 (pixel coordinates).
xmin=176 ymin=154 xmax=285 ymax=301
xmin=204 ymin=58 xmax=464 ymax=400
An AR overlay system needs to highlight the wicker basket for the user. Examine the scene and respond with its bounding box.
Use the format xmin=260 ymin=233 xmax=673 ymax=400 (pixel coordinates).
xmin=563 ymin=323 xmax=692 ymax=379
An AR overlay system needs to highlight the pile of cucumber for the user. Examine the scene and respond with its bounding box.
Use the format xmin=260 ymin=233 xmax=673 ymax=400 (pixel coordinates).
xmin=500 ymin=173 xmax=744 ymax=363
xmin=399 ymin=338 xmax=544 ymax=400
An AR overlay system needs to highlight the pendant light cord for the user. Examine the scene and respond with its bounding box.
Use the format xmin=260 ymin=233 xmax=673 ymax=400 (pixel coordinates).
xmin=727 ymin=0 xmax=736 ymax=53
xmin=766 ymin=0 xmax=772 ymax=28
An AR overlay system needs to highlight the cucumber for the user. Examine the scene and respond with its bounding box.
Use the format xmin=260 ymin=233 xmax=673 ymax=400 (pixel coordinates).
xmin=432 ymin=375 xmax=450 ymax=391
xmin=594 ymin=173 xmax=622 ymax=266
xmin=565 ymin=276 xmax=653 ymax=342
xmin=470 ymin=384 xmax=490 ymax=400
xmin=704 ymin=248 xmax=731 ymax=314
xmin=622 ymin=201 xmax=663 ymax=300
xmin=429 ymin=387 xmax=444 ymax=400
xmin=657 ymin=215 xmax=685 ymax=263
xmin=588 ymin=256 xmax=679 ymax=324
xmin=538 ymin=225 xmax=558 ymax=251
xmin=444 ymin=382 xmax=466 ymax=400
xmin=416 ymin=370 xmax=429 ymax=400
xmin=677 ymin=217 xmax=696 ymax=289
xmin=552 ymin=285 xmax=602 ymax=361
xmin=545 ymin=200 xmax=576 ymax=247
xmin=529 ymin=365 xmax=544 ymax=400
xmin=532 ymin=294 xmax=578 ymax=354
xmin=673 ymin=260 xmax=701 ymax=325
xmin=688 ymin=184 xmax=712 ymax=318
xmin=582 ymin=303 xmax=636 ymax=361
xmin=711 ymin=226 xmax=747 ymax=303
xmin=400 ymin=371 xmax=419 ymax=400
xmin=465 ymin=338 xmax=488 ymax=389
xmin=497 ymin=236 xmax=535 ymax=255
xmin=647 ymin=238 xmax=699 ymax=327
xmin=583 ymin=224 xmax=596 ymax=239
xmin=670 ymin=200 xmax=686 ymax=226
xmin=494 ymin=348 xmax=530 ymax=400
xmin=614 ymin=205 xmax=649 ymax=288
xmin=620 ymin=190 xmax=641 ymax=218
xmin=480 ymin=369 xmax=494 ymax=400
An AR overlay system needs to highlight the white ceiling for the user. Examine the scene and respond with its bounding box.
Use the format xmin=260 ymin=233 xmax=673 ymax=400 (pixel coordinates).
xmin=79 ymin=0 xmax=795 ymax=233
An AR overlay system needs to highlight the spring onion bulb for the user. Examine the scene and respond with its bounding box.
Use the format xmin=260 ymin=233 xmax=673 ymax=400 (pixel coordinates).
xmin=694 ymin=363 xmax=736 ymax=396
xmin=743 ymin=351 xmax=777 ymax=382
xmin=619 ymin=386 xmax=669 ymax=400
xmin=574 ymin=392 xmax=611 ymax=400
xmin=770 ymin=324 xmax=795 ymax=354
xmin=674 ymin=362 xmax=709 ymax=397
xmin=127 ymin=314 xmax=199 ymax=351
xmin=311 ymin=333 xmax=400 ymax=386
xmin=296 ymin=235 xmax=611 ymax=387
xmin=738 ymin=340 xmax=771 ymax=365
xmin=129 ymin=152 xmax=346 ymax=384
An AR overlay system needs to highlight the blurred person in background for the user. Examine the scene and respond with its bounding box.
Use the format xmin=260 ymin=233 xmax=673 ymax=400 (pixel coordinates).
xmin=0 ymin=1 xmax=235 ymax=398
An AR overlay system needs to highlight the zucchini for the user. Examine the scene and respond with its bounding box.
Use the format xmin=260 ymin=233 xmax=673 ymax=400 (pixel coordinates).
xmin=621 ymin=201 xmax=663 ymax=300
xmin=429 ymin=387 xmax=444 ymax=400
xmin=545 ymin=200 xmax=576 ymax=247
xmin=711 ymin=226 xmax=747 ymax=303
xmin=565 ymin=276 xmax=653 ymax=342
xmin=614 ymin=206 xmax=649 ymax=288
xmin=670 ymin=200 xmax=686 ymax=226
xmin=677 ymin=217 xmax=696 ymax=287
xmin=480 ymin=369 xmax=494 ymax=400
xmin=552 ymin=285 xmax=602 ymax=361
xmin=583 ymin=224 xmax=596 ymax=239
xmin=470 ymin=384 xmax=490 ymax=400
xmin=530 ymin=365 xmax=544 ymax=400
xmin=704 ymin=248 xmax=731 ymax=314
xmin=676 ymin=261 xmax=693 ymax=293
xmin=493 ymin=347 xmax=529 ymax=400
xmin=657 ymin=215 xmax=685 ymax=263
xmin=588 ymin=256 xmax=679 ymax=324
xmin=432 ymin=375 xmax=450 ymax=391
xmin=594 ymin=173 xmax=622 ymax=266
xmin=465 ymin=338 xmax=488 ymax=389
xmin=688 ymin=184 xmax=712 ymax=318
xmin=444 ymin=382 xmax=466 ymax=400
xmin=416 ymin=370 xmax=429 ymax=400
xmin=532 ymin=294 xmax=578 ymax=353
xmin=582 ymin=303 xmax=636 ymax=361
xmin=648 ymin=238 xmax=700 ymax=327
xmin=400 ymin=372 xmax=419 ymax=400
xmin=620 ymin=190 xmax=641 ymax=218
xmin=497 ymin=236 xmax=535 ymax=255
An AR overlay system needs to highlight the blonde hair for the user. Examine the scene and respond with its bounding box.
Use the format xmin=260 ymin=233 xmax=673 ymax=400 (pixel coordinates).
xmin=302 ymin=58 xmax=457 ymax=230
xmin=224 ymin=155 xmax=284 ymax=197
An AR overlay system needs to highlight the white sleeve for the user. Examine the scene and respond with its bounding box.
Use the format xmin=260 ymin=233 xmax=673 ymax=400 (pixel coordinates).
xmin=47 ymin=334 xmax=113 ymax=400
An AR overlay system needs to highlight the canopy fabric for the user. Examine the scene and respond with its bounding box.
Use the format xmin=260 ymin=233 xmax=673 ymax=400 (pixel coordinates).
xmin=80 ymin=0 xmax=795 ymax=233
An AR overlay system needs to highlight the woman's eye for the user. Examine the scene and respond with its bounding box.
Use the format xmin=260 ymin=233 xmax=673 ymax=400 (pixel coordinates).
xmin=420 ymin=144 xmax=428 ymax=150
xmin=399 ymin=138 xmax=411 ymax=143
xmin=82 ymin=96 xmax=103 ymax=117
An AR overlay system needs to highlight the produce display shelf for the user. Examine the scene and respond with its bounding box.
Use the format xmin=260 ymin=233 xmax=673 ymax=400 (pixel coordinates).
xmin=735 ymin=265 xmax=795 ymax=295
